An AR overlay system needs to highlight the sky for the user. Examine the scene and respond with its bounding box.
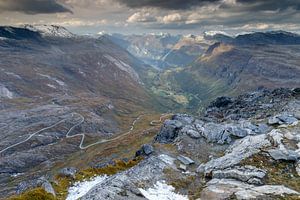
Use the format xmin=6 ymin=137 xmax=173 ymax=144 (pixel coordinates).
xmin=0 ymin=0 xmax=300 ymax=35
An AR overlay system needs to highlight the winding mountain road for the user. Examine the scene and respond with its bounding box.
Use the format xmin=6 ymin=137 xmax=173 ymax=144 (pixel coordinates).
xmin=0 ymin=117 xmax=68 ymax=154
xmin=0 ymin=112 xmax=170 ymax=154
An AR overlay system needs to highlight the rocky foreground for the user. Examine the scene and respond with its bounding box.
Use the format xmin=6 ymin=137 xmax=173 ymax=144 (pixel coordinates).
xmin=13 ymin=88 xmax=300 ymax=200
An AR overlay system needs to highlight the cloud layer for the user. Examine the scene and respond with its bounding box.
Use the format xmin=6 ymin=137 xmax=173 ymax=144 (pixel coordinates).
xmin=0 ymin=0 xmax=72 ymax=14
xmin=116 ymin=0 xmax=219 ymax=10
xmin=0 ymin=0 xmax=299 ymax=34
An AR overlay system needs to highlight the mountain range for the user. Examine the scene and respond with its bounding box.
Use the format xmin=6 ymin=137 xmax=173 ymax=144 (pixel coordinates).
xmin=1 ymin=25 xmax=300 ymax=200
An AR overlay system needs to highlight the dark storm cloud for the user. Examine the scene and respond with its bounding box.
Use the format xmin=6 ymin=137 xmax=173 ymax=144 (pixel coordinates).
xmin=236 ymin=0 xmax=300 ymax=11
xmin=0 ymin=0 xmax=72 ymax=14
xmin=118 ymin=0 xmax=300 ymax=11
xmin=116 ymin=0 xmax=220 ymax=10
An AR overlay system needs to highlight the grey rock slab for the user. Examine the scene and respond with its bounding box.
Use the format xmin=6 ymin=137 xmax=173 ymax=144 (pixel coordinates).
xmin=197 ymin=134 xmax=271 ymax=174
xmin=81 ymin=155 xmax=175 ymax=200
xmin=268 ymin=149 xmax=300 ymax=161
xmin=268 ymin=116 xmax=282 ymax=125
xmin=201 ymin=123 xmax=232 ymax=144
xmin=172 ymin=114 xmax=194 ymax=124
xmin=212 ymin=165 xmax=266 ymax=185
xmin=201 ymin=178 xmax=299 ymax=200
xmin=235 ymin=185 xmax=300 ymax=200
xmin=277 ymin=114 xmax=298 ymax=125
xmin=268 ymin=114 xmax=298 ymax=125
xmin=179 ymin=125 xmax=201 ymax=139
xmin=177 ymin=155 xmax=195 ymax=165
xmin=226 ymin=126 xmax=249 ymax=138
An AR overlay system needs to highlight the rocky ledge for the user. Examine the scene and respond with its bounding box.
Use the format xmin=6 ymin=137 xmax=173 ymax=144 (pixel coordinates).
xmin=74 ymin=88 xmax=300 ymax=200
xmin=13 ymin=88 xmax=300 ymax=200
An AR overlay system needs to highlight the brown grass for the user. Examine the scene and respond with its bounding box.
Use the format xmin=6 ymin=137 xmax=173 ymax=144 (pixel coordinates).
xmin=9 ymin=188 xmax=56 ymax=200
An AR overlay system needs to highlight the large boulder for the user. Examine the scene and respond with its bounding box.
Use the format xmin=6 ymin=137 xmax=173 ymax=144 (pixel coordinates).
xmin=268 ymin=114 xmax=298 ymax=126
xmin=268 ymin=149 xmax=300 ymax=161
xmin=179 ymin=125 xmax=201 ymax=139
xmin=58 ymin=167 xmax=77 ymax=179
xmin=135 ymin=144 xmax=154 ymax=157
xmin=201 ymin=123 xmax=232 ymax=144
xmin=16 ymin=176 xmax=55 ymax=196
xmin=171 ymin=114 xmax=194 ymax=124
xmin=210 ymin=96 xmax=233 ymax=108
xmin=155 ymin=120 xmax=183 ymax=143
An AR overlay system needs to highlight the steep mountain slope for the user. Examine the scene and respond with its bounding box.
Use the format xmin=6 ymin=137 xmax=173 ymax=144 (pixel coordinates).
xmin=152 ymin=31 xmax=300 ymax=113
xmin=108 ymin=33 xmax=181 ymax=68
xmin=0 ymin=25 xmax=166 ymax=198
xmin=161 ymin=34 xmax=212 ymax=68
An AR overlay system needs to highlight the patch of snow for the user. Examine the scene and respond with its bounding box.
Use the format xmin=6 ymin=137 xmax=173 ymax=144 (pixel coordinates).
xmin=235 ymin=31 xmax=255 ymax=37
xmin=139 ymin=181 xmax=188 ymax=200
xmin=47 ymin=84 xmax=56 ymax=89
xmin=97 ymin=31 xmax=107 ymax=36
xmin=23 ymin=24 xmax=74 ymax=38
xmin=66 ymin=175 xmax=108 ymax=200
xmin=38 ymin=73 xmax=65 ymax=87
xmin=0 ymin=85 xmax=14 ymax=99
xmin=5 ymin=72 xmax=22 ymax=79
xmin=11 ymin=173 xmax=24 ymax=177
xmin=78 ymin=68 xmax=86 ymax=77
xmin=204 ymin=31 xmax=230 ymax=37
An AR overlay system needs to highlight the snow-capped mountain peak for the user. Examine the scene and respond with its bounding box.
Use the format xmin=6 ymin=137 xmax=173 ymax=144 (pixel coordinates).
xmin=204 ymin=30 xmax=230 ymax=37
xmin=22 ymin=24 xmax=74 ymax=38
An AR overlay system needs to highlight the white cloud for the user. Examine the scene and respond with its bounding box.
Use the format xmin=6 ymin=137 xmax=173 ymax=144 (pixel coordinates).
xmin=127 ymin=11 xmax=157 ymax=23
xmin=50 ymin=18 xmax=108 ymax=27
xmin=159 ymin=13 xmax=182 ymax=24
xmin=242 ymin=23 xmax=269 ymax=30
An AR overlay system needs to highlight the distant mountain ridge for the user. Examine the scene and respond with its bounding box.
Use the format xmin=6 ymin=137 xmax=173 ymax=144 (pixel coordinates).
xmin=206 ymin=30 xmax=300 ymax=45
xmin=104 ymin=30 xmax=300 ymax=69
xmin=0 ymin=26 xmax=42 ymax=40
xmin=22 ymin=24 xmax=75 ymax=38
